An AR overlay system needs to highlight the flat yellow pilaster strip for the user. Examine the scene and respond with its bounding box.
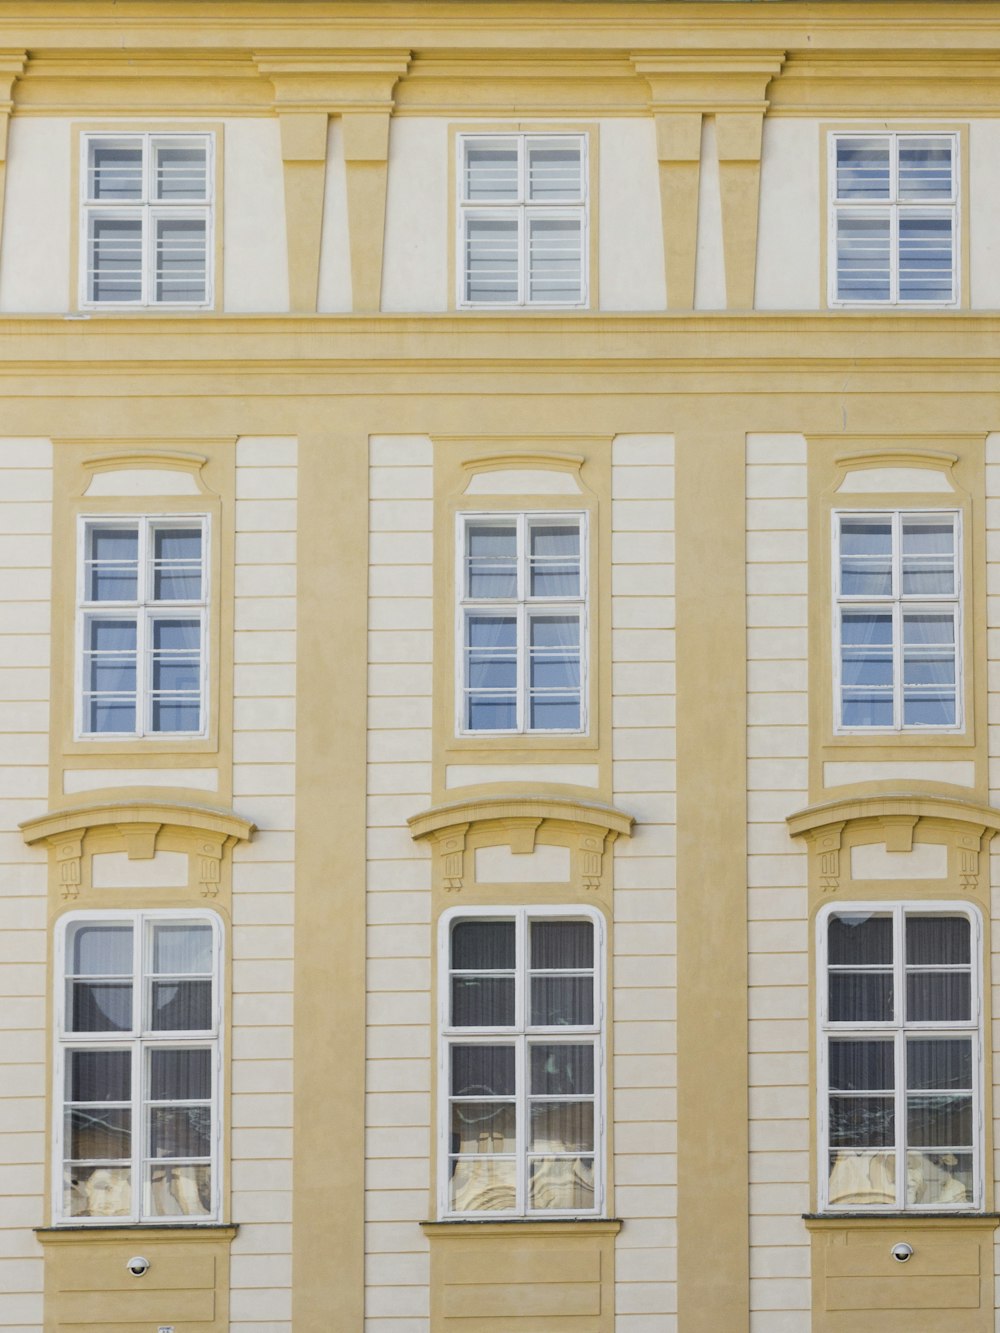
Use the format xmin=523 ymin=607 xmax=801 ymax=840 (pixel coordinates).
xmin=292 ymin=430 xmax=368 ymax=1331
xmin=654 ymin=113 xmax=702 ymax=311
xmin=0 ymin=51 xmax=26 ymax=258
xmin=675 ymin=428 xmax=749 ymax=1331
xmin=278 ymin=111 xmax=330 ymax=312
xmin=343 ymin=111 xmax=392 ymax=313
xmin=717 ymin=112 xmax=764 ymax=311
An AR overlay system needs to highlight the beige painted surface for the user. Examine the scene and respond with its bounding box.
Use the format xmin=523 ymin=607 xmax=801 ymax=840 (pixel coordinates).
xmin=316 ymin=118 xmax=352 ymax=314
xmin=746 ymin=433 xmax=811 ymax=1329
xmin=693 ymin=118 xmax=726 ymax=312
xmin=597 ymin=119 xmax=665 ymax=312
xmin=969 ymin=122 xmax=1000 ymax=310
xmin=0 ymin=121 xmax=70 ymax=313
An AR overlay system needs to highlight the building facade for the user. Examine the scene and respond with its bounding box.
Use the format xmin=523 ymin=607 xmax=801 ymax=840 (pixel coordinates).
xmin=0 ymin=2 xmax=999 ymax=1330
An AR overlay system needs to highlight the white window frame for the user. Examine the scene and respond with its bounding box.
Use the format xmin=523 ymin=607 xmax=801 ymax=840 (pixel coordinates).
xmin=53 ymin=908 xmax=224 ymax=1226
xmin=438 ymin=904 xmax=606 ymax=1219
xmin=832 ymin=509 xmax=963 ymax=733
xmin=456 ymin=511 xmax=588 ymax=737
xmin=79 ymin=132 xmax=215 ymax=310
xmin=456 ymin=132 xmax=589 ymax=309
xmin=75 ymin=514 xmax=210 ymax=740
xmin=827 ymin=131 xmax=960 ymax=308
xmin=817 ymin=901 xmax=983 ymax=1214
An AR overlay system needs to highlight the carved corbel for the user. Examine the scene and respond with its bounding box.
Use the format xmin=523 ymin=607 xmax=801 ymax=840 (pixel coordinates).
xmin=955 ymin=826 xmax=988 ymax=895
xmin=812 ymin=821 xmax=846 ymax=895
xmin=579 ymin=829 xmax=618 ymax=893
xmin=53 ymin=831 xmax=85 ymax=901
xmin=500 ymin=818 xmax=543 ymax=856
xmin=197 ymin=837 xmax=226 ymax=899
xmin=438 ymin=823 xmax=470 ymax=893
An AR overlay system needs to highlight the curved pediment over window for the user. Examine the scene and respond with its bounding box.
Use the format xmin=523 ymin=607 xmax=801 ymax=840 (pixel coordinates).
xmin=409 ymin=794 xmax=633 ymax=898
xmin=787 ymin=792 xmax=1000 ymax=901
xmin=21 ymin=801 xmax=255 ymax=902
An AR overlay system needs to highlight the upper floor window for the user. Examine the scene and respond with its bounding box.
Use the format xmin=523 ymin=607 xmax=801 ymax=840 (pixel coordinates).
xmin=835 ymin=510 xmax=961 ymax=731
xmin=830 ymin=132 xmax=958 ymax=306
xmin=458 ymin=512 xmax=586 ymax=735
xmin=56 ymin=910 xmax=222 ymax=1224
xmin=441 ymin=906 xmax=604 ymax=1217
xmin=458 ymin=133 xmax=587 ymax=308
xmin=81 ymin=133 xmax=214 ymax=308
xmin=819 ymin=903 xmax=981 ymax=1212
xmin=78 ymin=516 xmax=208 ymax=738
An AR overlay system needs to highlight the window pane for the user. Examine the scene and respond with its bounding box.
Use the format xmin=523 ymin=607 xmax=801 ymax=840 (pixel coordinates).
xmin=151 ymin=619 xmax=201 ymax=732
xmin=155 ymin=217 xmax=207 ymax=303
xmin=906 ymin=916 xmax=970 ymax=966
xmin=828 ymin=1038 xmax=894 ymax=1091
xmin=902 ymin=613 xmax=956 ymax=726
xmin=828 ymin=1151 xmax=895 ymax=1206
xmin=90 ymin=217 xmax=142 ymax=303
xmin=530 ymin=616 xmax=580 ymax=688
xmin=829 ymin=973 xmax=894 ymax=1024
xmin=150 ymin=979 xmax=212 ymax=1032
xmin=70 ymin=982 xmax=133 ymax=1033
xmin=901 ymin=519 xmax=956 ymax=595
xmin=528 ymin=1157 xmax=594 ymax=1210
xmin=147 ymin=1163 xmax=212 ymax=1217
xmin=464 ymin=142 xmax=519 ymax=201
xmin=899 ymin=139 xmax=954 ymax=201
xmin=906 ymin=1151 xmax=972 ymax=1206
xmin=87 ymin=699 xmax=137 ymax=733
xmin=906 ymin=972 xmax=971 ymax=1023
xmin=149 ymin=1105 xmax=212 ymax=1158
xmin=450 ymin=1102 xmax=516 ymax=1154
xmin=529 ymin=523 xmax=580 ymax=597
xmin=528 ymin=217 xmax=582 ymax=304
xmin=465 ymin=217 xmax=518 ymax=303
xmin=65 ymin=1165 xmax=131 ymax=1218
xmin=67 ymin=1107 xmax=131 ymax=1160
xmin=452 ymin=920 xmax=515 ymax=971
xmin=528 ymin=142 xmax=582 ymax=202
xmin=828 ymin=914 xmax=893 ymax=966
xmin=88 ymin=527 xmax=139 ymax=601
xmin=836 ymin=214 xmax=890 ymax=302
xmin=449 ymin=1154 xmax=516 ymax=1213
xmin=530 ymin=976 xmax=594 ymax=1027
xmin=839 ymin=518 xmax=892 ymax=596
xmin=840 ymin=611 xmax=893 ymax=727
xmin=88 ymin=142 xmax=143 ymax=201
xmin=452 ymin=977 xmax=515 ymax=1027
xmin=68 ymin=1049 xmax=131 ymax=1103
xmin=466 ymin=615 xmax=516 ymax=686
xmin=153 ymin=528 xmax=202 ymax=600
xmin=70 ymin=923 xmax=133 ymax=975
xmin=154 ymin=143 xmax=208 ymax=202
xmin=529 ymin=1043 xmax=594 ymax=1096
xmin=836 ymin=138 xmax=890 ymax=200
xmin=152 ymin=923 xmax=213 ymax=975
xmin=906 ymin=1095 xmax=973 ymax=1148
xmin=530 ymin=1101 xmax=594 ymax=1152
xmin=149 ymin=1048 xmax=212 ymax=1101
xmin=907 ymin=1039 xmax=972 ymax=1092
xmin=451 ymin=1045 xmax=515 ymax=1097
xmin=899 ymin=215 xmax=953 ymax=303
xmin=829 ymin=1096 xmax=895 ymax=1147
xmin=87 ymin=618 xmax=138 ymax=694
xmin=467 ymin=523 xmax=517 ymax=598
xmin=531 ymin=920 xmax=593 ymax=970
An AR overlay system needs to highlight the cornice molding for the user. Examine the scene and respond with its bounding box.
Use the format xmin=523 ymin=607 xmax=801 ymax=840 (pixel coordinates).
xmin=21 ymin=800 xmax=256 ymax=847
xmin=787 ymin=793 xmax=1000 ymax=843
xmin=408 ymin=794 xmax=634 ymax=844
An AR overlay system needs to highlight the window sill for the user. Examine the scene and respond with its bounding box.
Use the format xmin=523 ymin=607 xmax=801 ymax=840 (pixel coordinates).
xmin=804 ymin=1213 xmax=999 ymax=1227
xmin=422 ymin=1217 xmax=621 ymax=1235
xmin=36 ymin=1224 xmax=238 ymax=1239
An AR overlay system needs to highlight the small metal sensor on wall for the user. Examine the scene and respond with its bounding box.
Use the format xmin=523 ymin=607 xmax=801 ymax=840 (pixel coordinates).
xmin=125 ymin=1255 xmax=149 ymax=1277
xmin=891 ymin=1242 xmax=914 ymax=1263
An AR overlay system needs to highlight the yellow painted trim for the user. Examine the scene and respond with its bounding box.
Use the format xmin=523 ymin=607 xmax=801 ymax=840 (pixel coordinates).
xmin=21 ymin=800 xmax=255 ymax=847
xmin=409 ymin=794 xmax=633 ymax=842
xmin=421 ymin=1218 xmax=621 ymax=1235
xmin=787 ymin=792 xmax=1000 ymax=842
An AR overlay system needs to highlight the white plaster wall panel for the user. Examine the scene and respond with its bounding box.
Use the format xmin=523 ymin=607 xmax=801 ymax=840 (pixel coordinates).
xmin=745 ymin=434 xmax=810 ymax=1329
xmin=366 ymin=435 xmax=433 ymax=1331
xmin=969 ymin=123 xmax=1000 ymax=310
xmin=755 ymin=120 xmax=821 ymax=311
xmin=611 ymin=435 xmax=677 ymax=1330
xmin=381 ymin=120 xmax=449 ymax=313
xmin=223 ymin=119 xmax=289 ymax=313
xmin=230 ymin=436 xmax=297 ymax=1333
xmin=598 ymin=119 xmax=666 ymax=311
xmin=0 ymin=440 xmax=51 ymax=1330
xmin=316 ymin=118 xmax=353 ymax=313
xmin=0 ymin=121 xmax=71 ymax=313
xmin=693 ymin=118 xmax=726 ymax=312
